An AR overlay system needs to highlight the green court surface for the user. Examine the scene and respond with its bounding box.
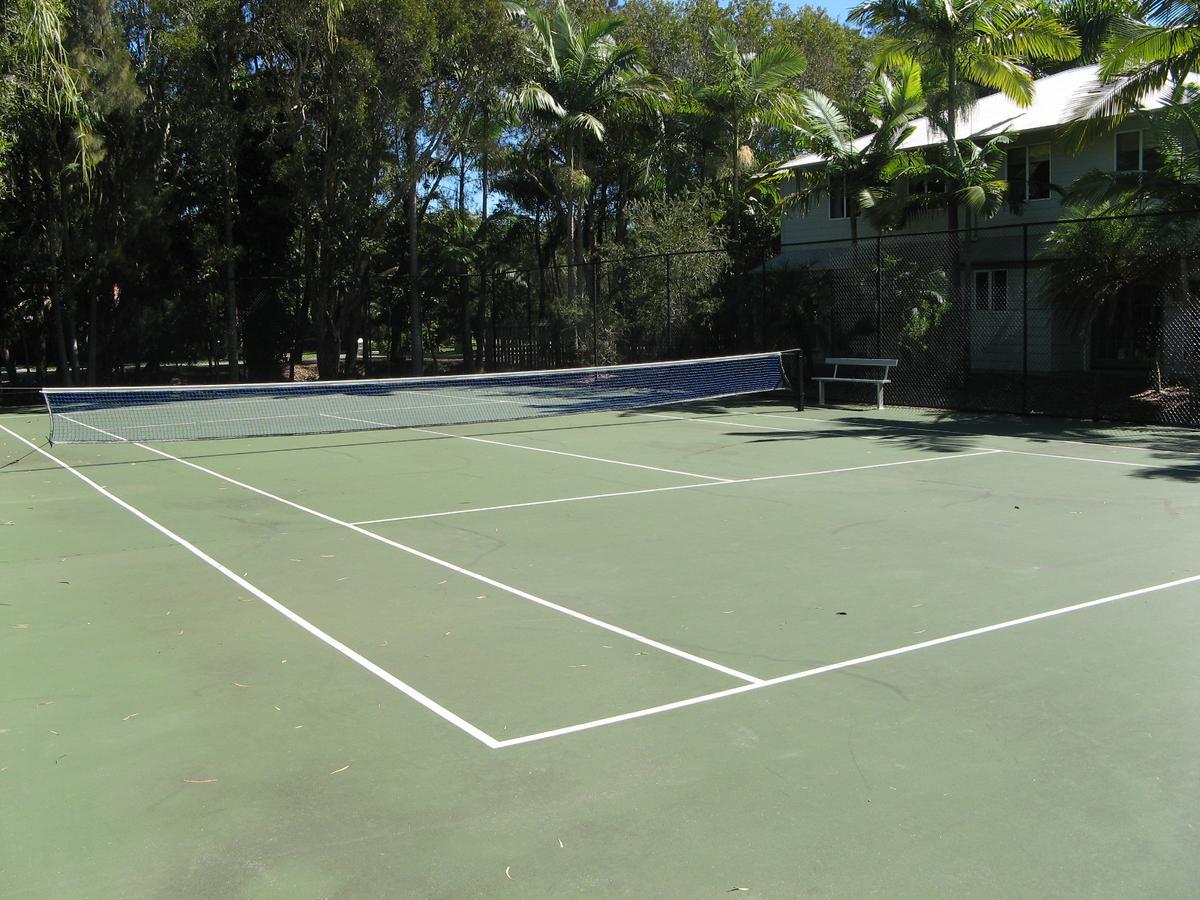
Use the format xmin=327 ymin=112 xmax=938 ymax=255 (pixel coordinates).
xmin=3 ymin=398 xmax=1200 ymax=897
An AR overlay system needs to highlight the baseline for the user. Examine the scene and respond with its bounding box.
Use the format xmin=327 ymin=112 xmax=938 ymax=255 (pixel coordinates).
xmin=495 ymin=569 xmax=1200 ymax=748
xmin=352 ymin=449 xmax=1001 ymax=525
xmin=0 ymin=423 xmax=501 ymax=749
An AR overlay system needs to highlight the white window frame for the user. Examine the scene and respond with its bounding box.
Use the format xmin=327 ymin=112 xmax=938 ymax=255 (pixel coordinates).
xmin=1114 ymin=129 xmax=1156 ymax=172
xmin=974 ymin=269 xmax=1009 ymax=312
xmin=829 ymin=175 xmax=849 ymax=220
xmin=1007 ymin=143 xmax=1052 ymax=202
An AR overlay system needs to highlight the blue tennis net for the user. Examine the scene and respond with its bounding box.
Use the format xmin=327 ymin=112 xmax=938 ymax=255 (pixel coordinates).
xmin=43 ymin=351 xmax=799 ymax=443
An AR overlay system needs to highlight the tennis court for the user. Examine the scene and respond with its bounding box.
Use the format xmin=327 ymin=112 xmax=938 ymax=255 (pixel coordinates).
xmin=3 ymin=354 xmax=1200 ymax=897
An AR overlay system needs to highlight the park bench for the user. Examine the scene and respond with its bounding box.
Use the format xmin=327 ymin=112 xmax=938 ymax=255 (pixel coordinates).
xmin=813 ymin=357 xmax=898 ymax=410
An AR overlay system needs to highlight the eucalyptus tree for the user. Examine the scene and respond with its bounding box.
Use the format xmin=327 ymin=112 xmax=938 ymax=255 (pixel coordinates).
xmin=157 ymin=0 xmax=254 ymax=380
xmin=850 ymin=0 xmax=1078 ymax=230
xmin=255 ymin=0 xmax=517 ymax=377
xmin=2 ymin=0 xmax=137 ymax=384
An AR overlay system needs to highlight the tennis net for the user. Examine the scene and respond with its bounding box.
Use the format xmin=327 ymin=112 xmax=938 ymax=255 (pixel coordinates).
xmin=43 ymin=351 xmax=802 ymax=444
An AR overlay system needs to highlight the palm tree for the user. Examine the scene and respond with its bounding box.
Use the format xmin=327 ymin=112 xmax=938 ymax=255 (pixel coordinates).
xmin=1053 ymin=0 xmax=1141 ymax=65
xmin=792 ymin=60 xmax=927 ymax=244
xmin=1072 ymin=0 xmax=1200 ymax=127
xmin=507 ymin=0 xmax=668 ymax=303
xmin=687 ymin=26 xmax=807 ymax=249
xmin=850 ymin=0 xmax=1078 ymax=230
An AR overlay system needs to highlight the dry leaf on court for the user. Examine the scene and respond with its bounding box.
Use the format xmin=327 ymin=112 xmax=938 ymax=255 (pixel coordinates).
xmin=504 ymin=866 xmax=511 ymax=880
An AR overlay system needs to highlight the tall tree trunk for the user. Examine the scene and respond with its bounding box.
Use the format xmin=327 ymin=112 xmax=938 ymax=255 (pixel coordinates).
xmin=219 ymin=40 xmax=240 ymax=381
xmin=481 ymin=148 xmax=494 ymax=371
xmin=87 ymin=288 xmax=99 ymax=385
xmin=406 ymin=116 xmax=422 ymax=375
xmin=458 ymin=151 xmax=473 ymax=371
xmin=47 ymin=209 xmax=73 ymax=386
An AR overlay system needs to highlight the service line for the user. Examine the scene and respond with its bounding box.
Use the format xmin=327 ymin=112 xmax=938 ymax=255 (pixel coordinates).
xmin=353 ymin=448 xmax=1002 ymax=525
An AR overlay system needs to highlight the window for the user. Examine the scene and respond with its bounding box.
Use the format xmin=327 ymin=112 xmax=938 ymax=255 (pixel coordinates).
xmin=1115 ymin=130 xmax=1161 ymax=172
xmin=910 ymin=177 xmax=944 ymax=196
xmin=975 ymin=270 xmax=1008 ymax=311
xmin=829 ymin=175 xmax=849 ymax=220
xmin=1006 ymin=143 xmax=1051 ymax=201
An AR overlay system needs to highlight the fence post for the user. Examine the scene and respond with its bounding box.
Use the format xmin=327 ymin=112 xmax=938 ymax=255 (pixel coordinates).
xmin=363 ymin=290 xmax=370 ymax=377
xmin=591 ymin=259 xmax=599 ymax=366
xmin=760 ymin=249 xmax=768 ymax=349
xmin=665 ymin=254 xmax=672 ymax=355
xmin=1022 ymin=224 xmax=1029 ymax=415
xmin=875 ymin=233 xmax=882 ymax=358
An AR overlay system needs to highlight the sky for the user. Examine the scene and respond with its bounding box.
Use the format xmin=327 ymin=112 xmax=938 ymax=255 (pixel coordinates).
xmin=783 ymin=0 xmax=859 ymax=22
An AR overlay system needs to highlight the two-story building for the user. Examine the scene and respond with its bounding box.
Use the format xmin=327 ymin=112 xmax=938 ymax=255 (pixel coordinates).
xmin=772 ymin=64 xmax=1193 ymax=383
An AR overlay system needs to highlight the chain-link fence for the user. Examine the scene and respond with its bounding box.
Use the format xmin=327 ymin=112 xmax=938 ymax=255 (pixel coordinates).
xmin=767 ymin=211 xmax=1200 ymax=428
xmin=5 ymin=210 xmax=1197 ymax=427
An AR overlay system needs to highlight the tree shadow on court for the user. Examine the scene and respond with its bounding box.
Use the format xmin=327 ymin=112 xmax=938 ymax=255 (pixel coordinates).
xmin=735 ymin=428 xmax=979 ymax=453
xmin=1130 ymin=459 xmax=1200 ymax=482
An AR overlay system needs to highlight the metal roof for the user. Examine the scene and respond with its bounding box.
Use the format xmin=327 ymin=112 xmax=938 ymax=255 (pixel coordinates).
xmin=781 ymin=64 xmax=1184 ymax=170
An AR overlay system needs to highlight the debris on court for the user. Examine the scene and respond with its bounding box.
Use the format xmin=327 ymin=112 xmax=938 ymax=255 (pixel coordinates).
xmin=330 ymin=765 xmax=350 ymax=774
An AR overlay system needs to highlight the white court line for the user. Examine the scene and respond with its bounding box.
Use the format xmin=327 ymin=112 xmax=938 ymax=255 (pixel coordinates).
xmin=494 ymin=570 xmax=1200 ymax=748
xmin=68 ymin=427 xmax=761 ymax=685
xmin=987 ymin=447 xmax=1180 ymax=469
xmin=351 ymin=450 xmax=1002 ymax=525
xmin=640 ymin=411 xmax=793 ymax=431
xmin=56 ymin=413 xmax=130 ymax=441
xmin=319 ymin=412 xmax=734 ymax=483
xmin=0 ymin=423 xmax=500 ymax=749
xmin=751 ymin=413 xmax=1193 ymax=466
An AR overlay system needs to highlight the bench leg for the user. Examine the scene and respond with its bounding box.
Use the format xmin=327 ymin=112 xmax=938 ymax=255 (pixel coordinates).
xmin=876 ymin=384 xmax=884 ymax=410
xmin=818 ymin=382 xmax=825 ymax=406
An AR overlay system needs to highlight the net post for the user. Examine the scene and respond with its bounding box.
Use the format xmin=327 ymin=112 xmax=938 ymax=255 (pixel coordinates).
xmin=41 ymin=388 xmax=55 ymax=445
xmin=781 ymin=349 xmax=804 ymax=410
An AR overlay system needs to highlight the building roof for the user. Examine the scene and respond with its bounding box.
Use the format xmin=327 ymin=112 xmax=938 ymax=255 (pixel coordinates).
xmin=782 ymin=64 xmax=1184 ymax=170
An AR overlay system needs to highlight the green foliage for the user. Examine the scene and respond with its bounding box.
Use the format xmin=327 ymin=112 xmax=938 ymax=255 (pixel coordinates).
xmin=2 ymin=0 xmax=1190 ymax=384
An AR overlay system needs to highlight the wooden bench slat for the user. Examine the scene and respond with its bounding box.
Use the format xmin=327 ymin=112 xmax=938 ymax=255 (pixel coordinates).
xmin=823 ymin=357 xmax=898 ymax=367
xmin=813 ymin=377 xmax=891 ymax=384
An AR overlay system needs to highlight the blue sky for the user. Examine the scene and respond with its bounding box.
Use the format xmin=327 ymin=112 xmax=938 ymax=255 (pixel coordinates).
xmin=783 ymin=0 xmax=860 ymax=22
